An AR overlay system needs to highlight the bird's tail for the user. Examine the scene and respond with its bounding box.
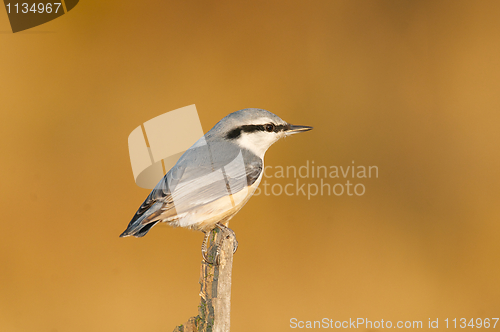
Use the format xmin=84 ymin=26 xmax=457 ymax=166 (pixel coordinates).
xmin=119 ymin=219 xmax=159 ymax=238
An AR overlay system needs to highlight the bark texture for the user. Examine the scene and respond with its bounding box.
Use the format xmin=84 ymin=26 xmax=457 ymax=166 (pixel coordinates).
xmin=173 ymin=228 xmax=234 ymax=332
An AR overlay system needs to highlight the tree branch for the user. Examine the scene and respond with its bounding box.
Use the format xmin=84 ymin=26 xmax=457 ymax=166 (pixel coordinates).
xmin=174 ymin=228 xmax=234 ymax=332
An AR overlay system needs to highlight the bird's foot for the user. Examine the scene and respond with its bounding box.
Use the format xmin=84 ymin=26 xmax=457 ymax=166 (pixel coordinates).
xmin=201 ymin=231 xmax=211 ymax=263
xmin=216 ymin=223 xmax=238 ymax=254
xmin=201 ymin=224 xmax=238 ymax=265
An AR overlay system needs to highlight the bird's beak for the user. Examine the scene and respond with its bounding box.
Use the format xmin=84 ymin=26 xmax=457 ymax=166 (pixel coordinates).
xmin=286 ymin=124 xmax=313 ymax=135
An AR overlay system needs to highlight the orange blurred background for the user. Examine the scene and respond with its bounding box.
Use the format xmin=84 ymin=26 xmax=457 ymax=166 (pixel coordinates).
xmin=1 ymin=1 xmax=499 ymax=331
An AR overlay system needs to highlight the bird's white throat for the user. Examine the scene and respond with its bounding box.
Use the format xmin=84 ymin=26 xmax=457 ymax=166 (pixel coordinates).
xmin=234 ymin=131 xmax=279 ymax=158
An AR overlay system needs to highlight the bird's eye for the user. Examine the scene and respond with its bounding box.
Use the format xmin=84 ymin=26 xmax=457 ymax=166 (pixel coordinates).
xmin=265 ymin=123 xmax=275 ymax=132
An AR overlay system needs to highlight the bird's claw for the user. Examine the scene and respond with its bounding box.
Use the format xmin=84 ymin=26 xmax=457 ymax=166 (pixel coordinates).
xmin=201 ymin=224 xmax=238 ymax=265
xmin=217 ymin=223 xmax=238 ymax=254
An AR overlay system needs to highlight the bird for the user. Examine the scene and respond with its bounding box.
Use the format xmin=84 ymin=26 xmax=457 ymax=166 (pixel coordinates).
xmin=120 ymin=108 xmax=312 ymax=263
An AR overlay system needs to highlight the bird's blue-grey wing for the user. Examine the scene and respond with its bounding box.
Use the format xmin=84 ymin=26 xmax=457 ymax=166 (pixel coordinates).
xmin=164 ymin=138 xmax=262 ymax=227
xmin=120 ymin=137 xmax=262 ymax=237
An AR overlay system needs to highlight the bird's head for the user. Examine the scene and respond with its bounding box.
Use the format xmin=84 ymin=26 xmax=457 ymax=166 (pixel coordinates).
xmin=210 ymin=108 xmax=312 ymax=158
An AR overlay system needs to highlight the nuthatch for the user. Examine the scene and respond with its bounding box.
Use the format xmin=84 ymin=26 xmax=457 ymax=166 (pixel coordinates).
xmin=120 ymin=108 xmax=312 ymax=263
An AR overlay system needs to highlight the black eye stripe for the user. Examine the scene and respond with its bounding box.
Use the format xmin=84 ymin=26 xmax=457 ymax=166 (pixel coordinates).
xmin=226 ymin=124 xmax=289 ymax=139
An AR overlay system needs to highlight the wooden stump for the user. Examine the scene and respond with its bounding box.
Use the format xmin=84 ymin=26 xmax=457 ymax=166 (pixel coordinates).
xmin=173 ymin=227 xmax=234 ymax=332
